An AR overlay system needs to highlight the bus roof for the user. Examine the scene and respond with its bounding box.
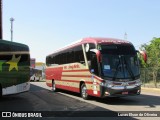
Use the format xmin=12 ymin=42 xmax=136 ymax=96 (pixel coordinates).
xmin=0 ymin=39 xmax=29 ymax=51
xmin=81 ymin=37 xmax=131 ymax=44
xmin=47 ymin=37 xmax=132 ymax=56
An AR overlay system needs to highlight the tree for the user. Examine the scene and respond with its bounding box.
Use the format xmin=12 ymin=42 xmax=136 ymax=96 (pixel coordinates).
xmin=141 ymin=37 xmax=160 ymax=87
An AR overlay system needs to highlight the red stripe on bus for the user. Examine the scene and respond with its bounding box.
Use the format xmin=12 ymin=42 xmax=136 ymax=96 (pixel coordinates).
xmin=56 ymin=84 xmax=101 ymax=97
xmin=60 ymin=79 xmax=94 ymax=84
xmin=47 ymin=82 xmax=101 ymax=97
xmin=62 ymin=75 xmax=103 ymax=82
xmin=56 ymin=85 xmax=80 ymax=93
xmin=62 ymin=75 xmax=91 ymax=78
xmin=62 ymin=69 xmax=89 ymax=72
xmin=87 ymin=90 xmax=101 ymax=97
xmin=60 ymin=79 xmax=79 ymax=83
xmin=46 ymin=78 xmax=101 ymax=84
xmin=94 ymin=76 xmax=103 ymax=82
xmin=46 ymin=67 xmax=63 ymax=80
xmin=46 ymin=79 xmax=98 ymax=84
xmin=46 ymin=83 xmax=52 ymax=87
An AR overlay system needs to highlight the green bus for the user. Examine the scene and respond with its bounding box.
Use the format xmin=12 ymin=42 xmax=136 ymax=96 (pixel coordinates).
xmin=0 ymin=40 xmax=30 ymax=97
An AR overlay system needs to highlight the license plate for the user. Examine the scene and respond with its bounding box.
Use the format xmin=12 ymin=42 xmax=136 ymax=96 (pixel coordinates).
xmin=122 ymin=91 xmax=128 ymax=95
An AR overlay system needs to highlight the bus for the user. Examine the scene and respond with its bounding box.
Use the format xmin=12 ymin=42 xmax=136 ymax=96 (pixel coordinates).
xmin=30 ymin=58 xmax=35 ymax=69
xmin=30 ymin=62 xmax=45 ymax=81
xmin=45 ymin=37 xmax=146 ymax=99
xmin=0 ymin=40 xmax=30 ymax=97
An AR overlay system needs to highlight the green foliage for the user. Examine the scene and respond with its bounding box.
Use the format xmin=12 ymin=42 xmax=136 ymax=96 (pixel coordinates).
xmin=139 ymin=55 xmax=147 ymax=68
xmin=140 ymin=37 xmax=160 ymax=68
xmin=145 ymin=37 xmax=160 ymax=68
xmin=140 ymin=37 xmax=160 ymax=87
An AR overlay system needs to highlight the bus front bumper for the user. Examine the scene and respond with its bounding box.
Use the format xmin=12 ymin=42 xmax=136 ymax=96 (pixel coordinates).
xmin=100 ymin=85 xmax=141 ymax=97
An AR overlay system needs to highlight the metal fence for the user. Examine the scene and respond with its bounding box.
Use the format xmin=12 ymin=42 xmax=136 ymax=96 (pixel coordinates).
xmin=140 ymin=67 xmax=160 ymax=88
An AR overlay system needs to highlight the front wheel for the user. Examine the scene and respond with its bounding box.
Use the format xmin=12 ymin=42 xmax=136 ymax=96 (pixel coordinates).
xmin=81 ymin=83 xmax=90 ymax=100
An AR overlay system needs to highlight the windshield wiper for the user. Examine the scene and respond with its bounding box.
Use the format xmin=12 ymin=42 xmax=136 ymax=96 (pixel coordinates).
xmin=112 ymin=56 xmax=121 ymax=81
xmin=123 ymin=57 xmax=135 ymax=80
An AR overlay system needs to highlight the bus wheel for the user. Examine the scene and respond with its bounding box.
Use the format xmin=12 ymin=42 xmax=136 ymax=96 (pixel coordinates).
xmin=52 ymin=81 xmax=57 ymax=92
xmin=81 ymin=83 xmax=89 ymax=100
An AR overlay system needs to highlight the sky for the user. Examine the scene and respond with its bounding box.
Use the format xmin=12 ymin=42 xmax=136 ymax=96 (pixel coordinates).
xmin=2 ymin=0 xmax=160 ymax=62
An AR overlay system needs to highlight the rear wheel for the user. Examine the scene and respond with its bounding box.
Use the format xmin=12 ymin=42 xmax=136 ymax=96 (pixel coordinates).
xmin=81 ymin=83 xmax=89 ymax=100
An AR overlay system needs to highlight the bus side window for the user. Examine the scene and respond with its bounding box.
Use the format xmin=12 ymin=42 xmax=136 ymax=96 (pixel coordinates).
xmin=90 ymin=52 xmax=99 ymax=76
xmin=85 ymin=43 xmax=96 ymax=61
xmin=74 ymin=45 xmax=85 ymax=63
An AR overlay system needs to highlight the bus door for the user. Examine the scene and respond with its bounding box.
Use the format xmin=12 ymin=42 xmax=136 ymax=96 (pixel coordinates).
xmin=88 ymin=50 xmax=101 ymax=95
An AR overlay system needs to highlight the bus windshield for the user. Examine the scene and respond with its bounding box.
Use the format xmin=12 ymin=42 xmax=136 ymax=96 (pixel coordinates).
xmin=99 ymin=44 xmax=140 ymax=80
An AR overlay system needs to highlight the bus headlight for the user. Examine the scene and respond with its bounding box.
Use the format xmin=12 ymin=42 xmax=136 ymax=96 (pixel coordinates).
xmin=100 ymin=82 xmax=105 ymax=86
xmin=100 ymin=81 xmax=114 ymax=88
xmin=135 ymin=79 xmax=142 ymax=86
xmin=106 ymin=81 xmax=114 ymax=88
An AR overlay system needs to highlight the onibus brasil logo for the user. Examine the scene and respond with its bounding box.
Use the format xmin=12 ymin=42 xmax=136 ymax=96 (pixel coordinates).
xmin=0 ymin=55 xmax=21 ymax=72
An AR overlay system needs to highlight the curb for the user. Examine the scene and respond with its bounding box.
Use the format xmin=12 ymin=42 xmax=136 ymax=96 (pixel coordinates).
xmin=141 ymin=87 xmax=160 ymax=91
xmin=141 ymin=87 xmax=160 ymax=95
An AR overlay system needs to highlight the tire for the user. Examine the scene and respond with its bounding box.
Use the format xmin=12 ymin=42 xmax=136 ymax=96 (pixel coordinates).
xmin=81 ymin=83 xmax=90 ymax=100
xmin=52 ymin=81 xmax=57 ymax=92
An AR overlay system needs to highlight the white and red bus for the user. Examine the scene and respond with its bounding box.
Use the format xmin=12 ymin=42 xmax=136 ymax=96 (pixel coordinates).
xmin=45 ymin=37 xmax=146 ymax=99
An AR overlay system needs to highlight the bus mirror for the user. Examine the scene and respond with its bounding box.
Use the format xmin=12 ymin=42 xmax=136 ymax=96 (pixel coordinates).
xmin=96 ymin=50 xmax=101 ymax=63
xmin=139 ymin=50 xmax=147 ymax=63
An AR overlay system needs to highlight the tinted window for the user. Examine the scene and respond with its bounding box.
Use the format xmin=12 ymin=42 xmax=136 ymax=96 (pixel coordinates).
xmin=100 ymin=44 xmax=136 ymax=55
xmin=46 ymin=45 xmax=85 ymax=65
xmin=74 ymin=45 xmax=84 ymax=63
xmin=85 ymin=43 xmax=96 ymax=61
xmin=67 ymin=49 xmax=74 ymax=63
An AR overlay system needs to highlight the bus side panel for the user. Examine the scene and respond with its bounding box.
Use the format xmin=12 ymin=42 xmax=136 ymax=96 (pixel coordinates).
xmin=0 ymin=40 xmax=30 ymax=95
xmin=0 ymin=54 xmax=30 ymax=89
xmin=60 ymin=68 xmax=102 ymax=97
xmin=45 ymin=67 xmax=63 ymax=87
xmin=46 ymin=79 xmax=52 ymax=87
xmin=46 ymin=64 xmax=102 ymax=98
xmin=85 ymin=80 xmax=101 ymax=97
xmin=56 ymin=84 xmax=80 ymax=93
xmin=87 ymin=90 xmax=101 ymax=97
xmin=60 ymin=69 xmax=90 ymax=93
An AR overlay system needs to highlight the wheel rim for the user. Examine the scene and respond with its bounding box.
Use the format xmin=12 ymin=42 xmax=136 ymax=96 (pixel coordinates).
xmin=82 ymin=85 xmax=87 ymax=98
